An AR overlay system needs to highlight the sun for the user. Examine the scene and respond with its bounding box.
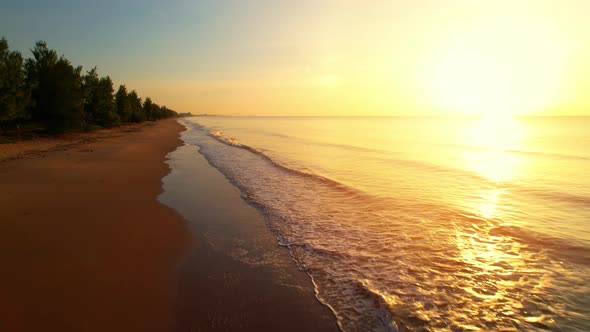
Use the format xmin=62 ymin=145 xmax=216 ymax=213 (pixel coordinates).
xmin=424 ymin=15 xmax=569 ymax=117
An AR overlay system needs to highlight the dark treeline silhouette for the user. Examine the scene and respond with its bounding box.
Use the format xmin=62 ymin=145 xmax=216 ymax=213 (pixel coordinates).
xmin=0 ymin=37 xmax=177 ymax=134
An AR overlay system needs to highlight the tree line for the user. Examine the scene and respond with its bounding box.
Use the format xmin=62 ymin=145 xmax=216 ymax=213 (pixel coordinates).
xmin=0 ymin=37 xmax=178 ymax=134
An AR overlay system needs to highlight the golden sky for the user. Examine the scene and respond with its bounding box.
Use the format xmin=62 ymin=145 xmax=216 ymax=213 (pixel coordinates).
xmin=5 ymin=0 xmax=588 ymax=116
xmin=149 ymin=0 xmax=590 ymax=116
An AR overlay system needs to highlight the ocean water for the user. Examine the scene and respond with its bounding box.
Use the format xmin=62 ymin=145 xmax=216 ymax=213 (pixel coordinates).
xmin=178 ymin=116 xmax=590 ymax=331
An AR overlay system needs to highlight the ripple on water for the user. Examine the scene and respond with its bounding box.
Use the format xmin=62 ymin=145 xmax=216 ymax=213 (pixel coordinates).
xmin=180 ymin=120 xmax=590 ymax=332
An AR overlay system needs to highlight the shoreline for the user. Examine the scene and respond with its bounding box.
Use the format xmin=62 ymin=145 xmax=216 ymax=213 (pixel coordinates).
xmin=0 ymin=118 xmax=338 ymax=331
xmin=161 ymin=123 xmax=339 ymax=331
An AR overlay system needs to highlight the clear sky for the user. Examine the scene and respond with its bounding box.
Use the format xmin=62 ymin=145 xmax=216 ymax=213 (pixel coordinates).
xmin=1 ymin=0 xmax=589 ymax=116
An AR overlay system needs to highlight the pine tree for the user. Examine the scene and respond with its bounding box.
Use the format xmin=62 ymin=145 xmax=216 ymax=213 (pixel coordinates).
xmin=25 ymin=41 xmax=84 ymax=133
xmin=0 ymin=37 xmax=31 ymax=129
xmin=82 ymin=67 xmax=119 ymax=128
xmin=128 ymin=90 xmax=144 ymax=123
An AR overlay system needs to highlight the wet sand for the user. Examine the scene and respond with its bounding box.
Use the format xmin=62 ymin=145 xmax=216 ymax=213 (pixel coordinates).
xmin=160 ymin=142 xmax=339 ymax=331
xmin=0 ymin=119 xmax=338 ymax=331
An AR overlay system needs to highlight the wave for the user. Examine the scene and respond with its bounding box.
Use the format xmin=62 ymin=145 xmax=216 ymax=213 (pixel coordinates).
xmin=207 ymin=128 xmax=373 ymax=199
xmin=507 ymin=148 xmax=590 ymax=161
xmin=511 ymin=186 xmax=590 ymax=207
xmin=202 ymin=121 xmax=590 ymax=262
xmin=179 ymin=119 xmax=590 ymax=331
xmin=252 ymin=128 xmax=590 ymax=162
xmin=214 ymin=126 xmax=400 ymax=158
xmin=207 ymin=126 xmax=493 ymax=188
xmin=207 ymin=124 xmax=589 ymax=261
xmin=209 ymin=126 xmax=590 ymax=210
xmin=489 ymin=224 xmax=590 ymax=266
xmin=439 ymin=142 xmax=590 ymax=161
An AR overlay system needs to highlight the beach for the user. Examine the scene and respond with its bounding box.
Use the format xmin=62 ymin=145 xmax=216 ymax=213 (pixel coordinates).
xmin=0 ymin=119 xmax=338 ymax=332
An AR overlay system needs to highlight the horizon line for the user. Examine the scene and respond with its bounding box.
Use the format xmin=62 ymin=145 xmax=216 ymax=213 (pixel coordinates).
xmin=188 ymin=114 xmax=590 ymax=118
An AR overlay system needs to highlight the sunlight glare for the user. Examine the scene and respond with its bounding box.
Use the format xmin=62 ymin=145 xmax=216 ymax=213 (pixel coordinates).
xmin=425 ymin=15 xmax=569 ymax=116
xmin=464 ymin=115 xmax=523 ymax=183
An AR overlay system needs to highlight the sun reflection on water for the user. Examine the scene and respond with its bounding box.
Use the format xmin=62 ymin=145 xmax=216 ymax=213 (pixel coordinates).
xmin=477 ymin=188 xmax=505 ymax=219
xmin=465 ymin=115 xmax=524 ymax=183
xmin=462 ymin=115 xmax=524 ymax=220
xmin=187 ymin=116 xmax=589 ymax=330
xmin=448 ymin=115 xmax=568 ymax=328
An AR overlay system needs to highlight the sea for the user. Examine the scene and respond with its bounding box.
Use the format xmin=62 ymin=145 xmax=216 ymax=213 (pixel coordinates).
xmin=175 ymin=116 xmax=590 ymax=331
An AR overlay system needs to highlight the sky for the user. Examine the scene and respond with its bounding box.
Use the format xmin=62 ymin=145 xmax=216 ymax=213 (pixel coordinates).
xmin=1 ymin=0 xmax=589 ymax=116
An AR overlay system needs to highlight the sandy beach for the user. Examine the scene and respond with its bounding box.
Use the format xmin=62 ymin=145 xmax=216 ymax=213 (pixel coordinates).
xmin=160 ymin=140 xmax=338 ymax=331
xmin=0 ymin=119 xmax=338 ymax=331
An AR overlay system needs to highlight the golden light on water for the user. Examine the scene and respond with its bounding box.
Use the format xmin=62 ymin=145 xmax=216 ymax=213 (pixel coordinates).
xmin=478 ymin=188 xmax=504 ymax=220
xmin=455 ymin=116 xmax=527 ymax=322
xmin=465 ymin=115 xmax=523 ymax=183
xmin=191 ymin=113 xmax=588 ymax=330
xmin=461 ymin=115 xmax=523 ymax=220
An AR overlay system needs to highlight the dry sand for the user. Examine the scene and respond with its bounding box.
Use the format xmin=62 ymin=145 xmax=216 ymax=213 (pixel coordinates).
xmin=0 ymin=119 xmax=338 ymax=332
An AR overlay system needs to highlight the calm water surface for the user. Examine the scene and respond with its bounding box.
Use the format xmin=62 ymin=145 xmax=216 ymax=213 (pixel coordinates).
xmin=179 ymin=116 xmax=590 ymax=331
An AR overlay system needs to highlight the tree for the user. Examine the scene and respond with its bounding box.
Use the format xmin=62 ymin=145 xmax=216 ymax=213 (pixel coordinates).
xmin=152 ymin=103 xmax=162 ymax=119
xmin=82 ymin=67 xmax=119 ymax=128
xmin=127 ymin=90 xmax=144 ymax=122
xmin=96 ymin=76 xmax=119 ymax=127
xmin=25 ymin=41 xmax=84 ymax=133
xmin=161 ymin=106 xmax=177 ymax=118
xmin=143 ymin=97 xmax=154 ymax=121
xmin=1 ymin=37 xmax=177 ymax=134
xmin=0 ymin=37 xmax=31 ymax=129
xmin=82 ymin=67 xmax=99 ymax=125
xmin=115 ymin=84 xmax=132 ymax=123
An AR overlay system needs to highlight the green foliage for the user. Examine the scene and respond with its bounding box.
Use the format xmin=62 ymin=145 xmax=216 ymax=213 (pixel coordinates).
xmin=115 ymin=84 xmax=132 ymax=123
xmin=25 ymin=41 xmax=84 ymax=133
xmin=0 ymin=38 xmax=31 ymax=129
xmin=1 ymin=37 xmax=178 ymax=136
xmin=143 ymin=97 xmax=154 ymax=121
xmin=82 ymin=67 xmax=119 ymax=128
xmin=127 ymin=90 xmax=145 ymax=123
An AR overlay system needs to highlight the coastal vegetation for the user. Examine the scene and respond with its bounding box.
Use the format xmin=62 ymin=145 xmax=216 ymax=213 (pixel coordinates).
xmin=0 ymin=37 xmax=177 ymax=135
